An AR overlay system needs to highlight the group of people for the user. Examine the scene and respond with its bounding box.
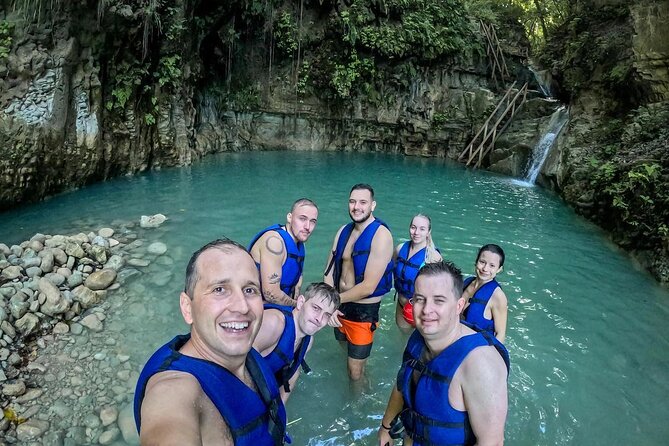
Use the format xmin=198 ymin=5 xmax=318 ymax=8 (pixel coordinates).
xmin=133 ymin=184 xmax=511 ymax=445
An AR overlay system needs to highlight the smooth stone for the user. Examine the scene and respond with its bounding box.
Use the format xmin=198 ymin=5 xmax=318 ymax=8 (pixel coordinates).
xmin=50 ymin=400 xmax=73 ymax=418
xmin=16 ymin=419 xmax=49 ymax=441
xmin=67 ymin=271 xmax=84 ymax=288
xmin=146 ymin=242 xmax=167 ymax=255
xmin=72 ymin=285 xmax=100 ymax=309
xmin=98 ymin=228 xmax=115 ymax=238
xmin=105 ymin=255 xmax=125 ymax=271
xmin=25 ymin=266 xmax=42 ymax=278
xmin=39 ymin=278 xmax=70 ymax=316
xmin=52 ymin=248 xmax=68 ymax=265
xmin=9 ymin=297 xmax=30 ymax=319
xmin=15 ymin=313 xmax=40 ymax=336
xmin=84 ymin=269 xmax=116 ymax=290
xmin=99 ymin=427 xmax=120 ymax=445
xmin=8 ymin=352 xmax=21 ymax=365
xmin=53 ymin=322 xmax=70 ymax=334
xmin=39 ymin=249 xmax=55 ymax=272
xmin=44 ymin=272 xmax=66 ymax=286
xmin=15 ymin=387 xmax=43 ymax=403
xmin=83 ymin=413 xmax=101 ymax=429
xmin=38 ymin=278 xmax=62 ymax=304
xmin=70 ymin=323 xmax=84 ymax=335
xmin=151 ymin=271 xmax=172 ymax=287
xmin=0 ymin=243 xmax=10 ymax=256
xmin=92 ymin=236 xmax=110 ymax=248
xmin=80 ymin=313 xmax=103 ymax=332
xmin=28 ymin=240 xmax=44 ymax=252
xmin=56 ymin=267 xmax=72 ymax=277
xmin=127 ymin=258 xmax=149 ymax=267
xmin=117 ymin=403 xmax=139 ymax=445
xmin=1 ymin=265 xmax=23 ymax=280
xmin=1 ymin=320 xmax=16 ymax=338
xmin=140 ymin=214 xmax=167 ymax=228
xmin=100 ymin=406 xmax=118 ymax=426
xmin=108 ymin=238 xmax=120 ymax=248
xmin=2 ymin=380 xmax=26 ymax=396
xmin=21 ymin=257 xmax=41 ymax=268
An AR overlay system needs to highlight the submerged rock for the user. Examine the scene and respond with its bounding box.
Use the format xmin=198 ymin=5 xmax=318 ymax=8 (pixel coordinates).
xmin=140 ymin=214 xmax=167 ymax=228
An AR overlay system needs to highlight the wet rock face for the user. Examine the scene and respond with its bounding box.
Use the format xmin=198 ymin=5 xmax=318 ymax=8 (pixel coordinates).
xmin=631 ymin=1 xmax=669 ymax=102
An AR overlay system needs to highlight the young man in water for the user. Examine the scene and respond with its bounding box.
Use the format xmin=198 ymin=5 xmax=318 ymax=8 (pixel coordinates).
xmin=249 ymin=198 xmax=319 ymax=307
xmin=324 ymin=184 xmax=394 ymax=381
xmin=134 ymin=239 xmax=286 ymax=446
xmin=253 ymin=282 xmax=340 ymax=403
xmin=378 ymin=261 xmax=509 ymax=446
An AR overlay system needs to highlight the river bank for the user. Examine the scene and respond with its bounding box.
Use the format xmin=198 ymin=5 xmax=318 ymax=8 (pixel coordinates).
xmin=0 ymin=216 xmax=172 ymax=445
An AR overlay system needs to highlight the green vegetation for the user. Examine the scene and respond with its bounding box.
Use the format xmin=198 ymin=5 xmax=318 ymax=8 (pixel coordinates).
xmin=0 ymin=21 xmax=13 ymax=60
xmin=588 ymin=104 xmax=669 ymax=249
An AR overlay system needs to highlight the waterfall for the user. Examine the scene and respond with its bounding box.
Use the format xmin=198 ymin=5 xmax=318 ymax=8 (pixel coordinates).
xmin=529 ymin=66 xmax=551 ymax=98
xmin=524 ymin=106 xmax=569 ymax=184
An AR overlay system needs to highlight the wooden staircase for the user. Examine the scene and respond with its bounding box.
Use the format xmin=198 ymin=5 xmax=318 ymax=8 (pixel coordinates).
xmin=458 ymin=81 xmax=529 ymax=168
xmin=457 ymin=22 xmax=527 ymax=168
xmin=480 ymin=19 xmax=510 ymax=87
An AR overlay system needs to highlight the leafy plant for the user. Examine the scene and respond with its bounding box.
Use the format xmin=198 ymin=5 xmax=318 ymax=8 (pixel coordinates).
xmin=0 ymin=21 xmax=13 ymax=60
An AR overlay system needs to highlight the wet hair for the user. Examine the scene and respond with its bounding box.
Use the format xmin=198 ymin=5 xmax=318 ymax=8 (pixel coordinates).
xmin=477 ymin=244 xmax=505 ymax=267
xmin=350 ymin=183 xmax=375 ymax=200
xmin=416 ymin=261 xmax=463 ymax=300
xmin=291 ymin=198 xmax=318 ymax=213
xmin=302 ymin=282 xmax=340 ymax=309
xmin=184 ymin=238 xmax=251 ymax=297
xmin=411 ymin=213 xmax=439 ymax=263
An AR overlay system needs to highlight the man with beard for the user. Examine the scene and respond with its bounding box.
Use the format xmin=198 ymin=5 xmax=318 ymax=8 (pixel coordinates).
xmin=253 ymin=282 xmax=340 ymax=403
xmin=324 ymin=184 xmax=394 ymax=381
xmin=134 ymin=239 xmax=286 ymax=445
xmin=249 ymin=198 xmax=319 ymax=307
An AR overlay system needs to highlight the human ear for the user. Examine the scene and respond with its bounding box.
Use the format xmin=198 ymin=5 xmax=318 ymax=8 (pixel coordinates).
xmin=180 ymin=292 xmax=193 ymax=324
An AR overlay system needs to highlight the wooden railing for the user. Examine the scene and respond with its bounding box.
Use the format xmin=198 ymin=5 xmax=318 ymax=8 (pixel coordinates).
xmin=480 ymin=20 xmax=510 ymax=86
xmin=458 ymin=82 xmax=529 ymax=168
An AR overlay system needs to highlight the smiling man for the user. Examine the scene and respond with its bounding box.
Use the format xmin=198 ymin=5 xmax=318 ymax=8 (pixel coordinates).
xmin=249 ymin=198 xmax=319 ymax=307
xmin=134 ymin=239 xmax=286 ymax=446
xmin=324 ymin=184 xmax=394 ymax=381
xmin=253 ymin=282 xmax=339 ymax=403
xmin=378 ymin=261 xmax=510 ymax=446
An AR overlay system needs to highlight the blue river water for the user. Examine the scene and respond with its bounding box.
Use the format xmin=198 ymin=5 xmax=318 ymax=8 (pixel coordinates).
xmin=1 ymin=151 xmax=668 ymax=445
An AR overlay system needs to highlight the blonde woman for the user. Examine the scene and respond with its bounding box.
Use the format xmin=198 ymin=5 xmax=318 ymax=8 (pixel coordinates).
xmin=392 ymin=214 xmax=442 ymax=333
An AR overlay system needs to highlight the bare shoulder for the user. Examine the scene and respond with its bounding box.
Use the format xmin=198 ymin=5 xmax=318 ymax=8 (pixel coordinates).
xmin=139 ymin=371 xmax=206 ymax=445
xmin=460 ymin=343 xmax=508 ymax=381
xmin=492 ymin=286 xmax=508 ymax=305
xmin=254 ymin=308 xmax=287 ymax=352
xmin=259 ymin=231 xmax=285 ymax=255
xmin=373 ymin=223 xmax=393 ymax=246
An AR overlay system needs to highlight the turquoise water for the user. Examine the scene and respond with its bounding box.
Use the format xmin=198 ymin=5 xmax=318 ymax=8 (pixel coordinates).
xmin=1 ymin=151 xmax=669 ymax=445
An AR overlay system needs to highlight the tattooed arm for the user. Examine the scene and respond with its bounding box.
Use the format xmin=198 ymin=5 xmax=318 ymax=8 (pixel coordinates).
xmin=259 ymin=233 xmax=297 ymax=307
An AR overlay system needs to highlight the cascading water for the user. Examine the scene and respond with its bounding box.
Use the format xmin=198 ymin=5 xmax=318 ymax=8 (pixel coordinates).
xmin=524 ymin=106 xmax=569 ymax=184
xmin=529 ymin=66 xmax=552 ymax=98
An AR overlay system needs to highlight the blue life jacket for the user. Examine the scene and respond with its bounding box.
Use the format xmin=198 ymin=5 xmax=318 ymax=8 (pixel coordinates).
xmin=393 ymin=242 xmax=427 ymax=299
xmin=333 ymin=218 xmax=393 ymax=298
xmin=462 ymin=276 xmax=500 ymax=335
xmin=134 ymin=335 xmax=286 ymax=446
xmin=262 ymin=304 xmax=312 ymax=393
xmin=398 ymin=324 xmax=510 ymax=446
xmin=249 ymin=224 xmax=305 ymax=298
